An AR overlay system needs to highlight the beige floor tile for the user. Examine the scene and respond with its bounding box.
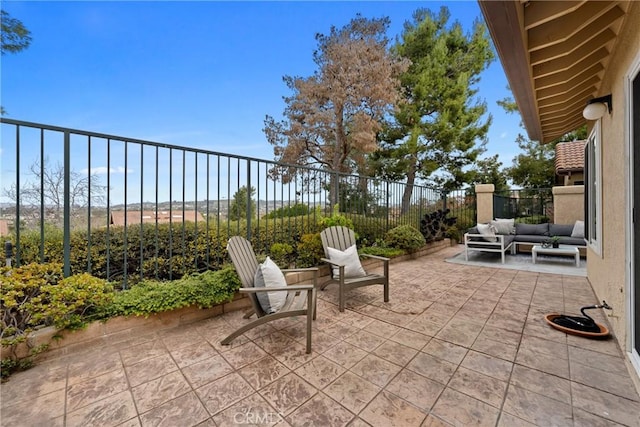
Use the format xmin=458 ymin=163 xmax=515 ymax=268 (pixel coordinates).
xmin=571 ymin=382 xmax=640 ymax=426
xmin=161 ymin=328 xmax=203 ymax=349
xmin=478 ymin=325 xmax=522 ymax=347
xmin=351 ymin=354 xmax=402 ymax=387
xmin=67 ymin=351 xmax=123 ymax=385
xmin=460 ymin=350 xmax=513 ymax=382
xmin=66 ymin=390 xmax=137 ymax=427
xmin=519 ymin=334 xmax=569 ymax=360
xmin=422 ymin=338 xmax=468 ymax=365
xmin=270 ymin=339 xmax=316 ymax=370
xmin=389 ymin=328 xmax=432 ymax=350
xmin=67 ymin=368 xmax=129 ymax=411
xmin=406 ymin=352 xmax=457 ymax=385
xmin=372 ymin=339 xmax=419 ymax=367
xmin=515 ymin=345 xmax=570 ymax=379
xmin=181 ymin=354 xmax=234 ymax=389
xmin=211 ymin=392 xmax=280 ymax=426
xmin=572 ymin=408 xmax=627 ymax=427
xmin=510 ymin=364 xmax=572 ymax=404
xmin=568 ymin=345 xmax=629 ymax=375
xmin=385 ymin=368 xmax=444 ymax=411
xmin=286 ymin=392 xmax=354 ymax=426
xmin=363 ymin=318 xmax=402 ymax=338
xmin=496 ymin=412 xmax=537 ymax=427
xmin=322 ymin=320 xmax=360 ymax=339
xmin=131 ymin=370 xmax=191 ymax=414
xmin=294 ymin=355 xmax=345 ymax=389
xmin=448 ymin=366 xmax=508 ymax=408
xmin=344 ymin=329 xmax=386 ymax=352
xmin=1 ymin=363 xmax=68 ymax=406
xmin=0 ymin=388 xmax=67 ymax=426
xmin=570 ymin=361 xmax=640 ymax=401
xmin=324 ymin=371 xmax=381 ymax=413
xmin=471 ymin=335 xmax=518 ymax=361
xmin=221 ymin=341 xmax=268 ymax=369
xmin=237 ymin=355 xmax=290 ymax=390
xmin=503 ymin=384 xmax=573 ymax=427
xmin=258 ymin=372 xmax=317 ymax=416
xmin=360 ymin=390 xmax=426 ymax=427
xmin=139 ymin=391 xmax=209 ymax=427
xmin=323 ymin=340 xmax=368 ymax=369
xmin=125 ymin=353 xmax=179 ymax=387
xmin=431 ymin=388 xmax=499 ymax=427
xmin=120 ymin=339 xmax=168 ymax=366
xmin=196 ymin=372 xmax=254 ymax=415
xmin=169 ymin=340 xmax=218 ymax=368
xmin=421 ymin=414 xmax=454 ymax=426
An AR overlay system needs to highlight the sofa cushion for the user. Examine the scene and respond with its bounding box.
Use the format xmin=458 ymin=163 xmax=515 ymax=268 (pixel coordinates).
xmin=515 ymin=223 xmax=549 ymax=236
xmin=477 ymin=223 xmax=497 ymax=242
xmin=571 ymin=220 xmax=585 ymax=238
xmin=549 ymin=224 xmax=574 ymax=236
xmin=558 ymin=236 xmax=586 ymax=246
xmin=515 ymin=234 xmax=549 ymax=244
xmin=491 ymin=218 xmax=515 ymax=235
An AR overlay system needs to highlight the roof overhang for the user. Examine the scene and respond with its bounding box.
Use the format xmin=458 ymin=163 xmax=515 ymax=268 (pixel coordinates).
xmin=478 ymin=1 xmax=632 ymax=143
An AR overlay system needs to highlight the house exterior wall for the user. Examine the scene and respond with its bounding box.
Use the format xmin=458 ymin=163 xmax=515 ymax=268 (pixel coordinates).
xmin=586 ymin=4 xmax=640 ymax=348
xmin=562 ymin=172 xmax=584 ymax=186
xmin=552 ymin=185 xmax=584 ymax=226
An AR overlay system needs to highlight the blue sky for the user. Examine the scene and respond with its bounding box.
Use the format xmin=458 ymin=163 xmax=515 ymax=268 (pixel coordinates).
xmin=1 ymin=1 xmax=523 ymax=203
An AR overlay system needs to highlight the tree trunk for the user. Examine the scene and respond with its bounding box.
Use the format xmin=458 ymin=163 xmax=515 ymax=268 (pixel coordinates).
xmin=401 ymin=161 xmax=417 ymax=215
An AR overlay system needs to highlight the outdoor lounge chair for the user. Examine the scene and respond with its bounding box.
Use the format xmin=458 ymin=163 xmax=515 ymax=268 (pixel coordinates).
xmin=320 ymin=226 xmax=389 ymax=312
xmin=221 ymin=236 xmax=318 ymax=353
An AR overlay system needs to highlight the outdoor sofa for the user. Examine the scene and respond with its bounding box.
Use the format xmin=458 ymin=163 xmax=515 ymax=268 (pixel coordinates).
xmin=464 ymin=219 xmax=586 ymax=264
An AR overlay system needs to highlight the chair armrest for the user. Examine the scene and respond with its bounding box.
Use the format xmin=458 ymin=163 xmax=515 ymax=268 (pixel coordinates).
xmin=239 ymin=284 xmax=314 ymax=293
xmin=282 ymin=267 xmax=319 ymax=274
xmin=360 ymin=253 xmax=390 ymax=262
xmin=321 ymin=257 xmax=344 ymax=267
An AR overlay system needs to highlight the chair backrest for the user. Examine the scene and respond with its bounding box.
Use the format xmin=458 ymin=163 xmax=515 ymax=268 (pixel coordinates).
xmin=227 ymin=236 xmax=266 ymax=317
xmin=320 ymin=226 xmax=357 ymax=256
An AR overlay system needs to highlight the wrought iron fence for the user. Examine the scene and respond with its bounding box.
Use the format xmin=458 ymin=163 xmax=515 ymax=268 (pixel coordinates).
xmin=493 ymin=188 xmax=554 ymax=224
xmin=1 ymin=118 xmax=475 ymax=285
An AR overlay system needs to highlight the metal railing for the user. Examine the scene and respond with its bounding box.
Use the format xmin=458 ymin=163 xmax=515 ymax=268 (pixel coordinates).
xmin=493 ymin=188 xmax=554 ymax=224
xmin=1 ymin=118 xmax=475 ymax=285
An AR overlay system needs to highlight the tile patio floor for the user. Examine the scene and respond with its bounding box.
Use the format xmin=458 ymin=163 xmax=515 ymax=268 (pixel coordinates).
xmin=2 ymin=246 xmax=640 ymax=427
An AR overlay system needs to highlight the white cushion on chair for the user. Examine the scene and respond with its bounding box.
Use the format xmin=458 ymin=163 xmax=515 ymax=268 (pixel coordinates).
xmin=327 ymin=244 xmax=366 ymax=278
xmin=254 ymin=257 xmax=287 ymax=314
xmin=477 ymin=223 xmax=498 ymax=242
xmin=571 ymin=220 xmax=585 ymax=238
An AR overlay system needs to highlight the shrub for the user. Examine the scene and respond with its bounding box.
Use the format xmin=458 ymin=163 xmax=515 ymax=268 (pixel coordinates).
xmin=103 ymin=265 xmax=241 ymax=318
xmin=296 ymin=233 xmax=324 ymax=268
xmin=1 ymin=263 xmax=114 ymax=379
xmin=269 ymin=243 xmax=294 ymax=268
xmin=318 ymin=204 xmax=354 ymax=230
xmin=264 ymin=203 xmax=310 ymax=219
xmin=384 ymin=225 xmax=426 ymax=253
xmin=359 ymin=246 xmax=405 ymax=258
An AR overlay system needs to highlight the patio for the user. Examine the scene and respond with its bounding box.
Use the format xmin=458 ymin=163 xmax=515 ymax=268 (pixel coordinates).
xmin=2 ymin=245 xmax=639 ymax=427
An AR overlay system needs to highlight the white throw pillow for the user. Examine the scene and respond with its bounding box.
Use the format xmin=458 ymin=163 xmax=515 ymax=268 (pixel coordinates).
xmin=491 ymin=218 xmax=515 ymax=235
xmin=254 ymin=257 xmax=287 ymax=314
xmin=476 ymin=223 xmax=498 ymax=242
xmin=571 ymin=220 xmax=585 ymax=238
xmin=327 ymin=244 xmax=366 ymax=279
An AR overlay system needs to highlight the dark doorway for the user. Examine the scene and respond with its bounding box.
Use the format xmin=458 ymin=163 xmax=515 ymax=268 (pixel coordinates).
xmin=634 ymin=71 xmax=640 ymax=356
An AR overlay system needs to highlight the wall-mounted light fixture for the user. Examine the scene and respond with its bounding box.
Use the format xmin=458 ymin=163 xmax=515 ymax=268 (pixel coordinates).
xmin=583 ymin=94 xmax=612 ymax=120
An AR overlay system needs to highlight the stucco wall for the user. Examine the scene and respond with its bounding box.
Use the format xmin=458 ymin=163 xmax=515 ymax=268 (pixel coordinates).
xmin=552 ymin=185 xmax=584 ymax=225
xmin=586 ymin=3 xmax=640 ymax=350
xmin=475 ymin=184 xmax=494 ymax=223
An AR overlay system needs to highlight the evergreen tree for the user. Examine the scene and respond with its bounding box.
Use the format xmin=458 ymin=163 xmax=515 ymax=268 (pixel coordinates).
xmin=228 ymin=186 xmax=256 ymax=221
xmin=374 ymin=7 xmax=493 ymax=214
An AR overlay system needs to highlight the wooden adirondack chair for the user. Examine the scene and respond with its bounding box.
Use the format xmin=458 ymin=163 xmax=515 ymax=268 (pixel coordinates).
xmin=221 ymin=236 xmax=318 ymax=353
xmin=320 ymin=226 xmax=389 ymax=312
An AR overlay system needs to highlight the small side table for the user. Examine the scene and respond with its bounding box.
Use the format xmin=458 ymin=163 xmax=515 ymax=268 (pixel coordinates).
xmin=532 ymin=245 xmax=580 ymax=267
